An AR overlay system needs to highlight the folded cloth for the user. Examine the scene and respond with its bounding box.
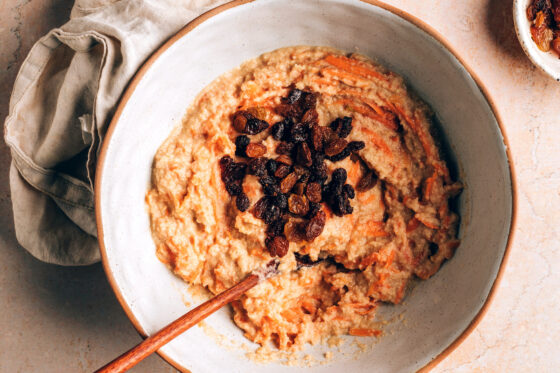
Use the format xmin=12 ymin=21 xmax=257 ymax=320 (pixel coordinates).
xmin=4 ymin=0 xmax=226 ymax=265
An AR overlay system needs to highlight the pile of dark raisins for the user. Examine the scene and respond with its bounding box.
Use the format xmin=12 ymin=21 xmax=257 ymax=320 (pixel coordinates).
xmin=219 ymin=89 xmax=369 ymax=257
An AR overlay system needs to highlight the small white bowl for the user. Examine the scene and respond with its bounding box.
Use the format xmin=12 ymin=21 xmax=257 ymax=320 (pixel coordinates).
xmin=96 ymin=0 xmax=516 ymax=372
xmin=514 ymin=0 xmax=560 ymax=81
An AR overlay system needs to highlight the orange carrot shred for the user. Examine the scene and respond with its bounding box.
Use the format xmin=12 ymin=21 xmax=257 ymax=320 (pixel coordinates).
xmin=424 ymin=171 xmax=438 ymax=201
xmin=324 ymin=54 xmax=388 ymax=82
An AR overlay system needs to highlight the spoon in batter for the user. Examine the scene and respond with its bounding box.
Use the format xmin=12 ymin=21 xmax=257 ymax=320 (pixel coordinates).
xmin=94 ymin=259 xmax=281 ymax=373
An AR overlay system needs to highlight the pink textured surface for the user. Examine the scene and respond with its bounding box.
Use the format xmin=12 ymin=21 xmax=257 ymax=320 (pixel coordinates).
xmin=0 ymin=0 xmax=558 ymax=372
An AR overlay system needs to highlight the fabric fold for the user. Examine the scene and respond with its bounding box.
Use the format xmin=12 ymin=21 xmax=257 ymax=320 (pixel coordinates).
xmin=4 ymin=0 xmax=227 ymax=265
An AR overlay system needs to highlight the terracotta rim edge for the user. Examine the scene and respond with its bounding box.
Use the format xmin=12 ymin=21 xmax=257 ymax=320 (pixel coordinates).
xmin=94 ymin=0 xmax=518 ymax=372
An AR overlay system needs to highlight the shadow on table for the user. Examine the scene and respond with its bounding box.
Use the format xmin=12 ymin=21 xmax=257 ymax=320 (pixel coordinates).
xmin=484 ymin=0 xmax=529 ymax=61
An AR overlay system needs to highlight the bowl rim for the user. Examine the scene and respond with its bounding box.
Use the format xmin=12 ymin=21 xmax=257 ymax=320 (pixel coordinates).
xmin=513 ymin=0 xmax=560 ymax=81
xmin=94 ymin=0 xmax=518 ymax=371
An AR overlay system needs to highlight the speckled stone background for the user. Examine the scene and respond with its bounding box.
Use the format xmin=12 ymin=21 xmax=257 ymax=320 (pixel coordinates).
xmin=1 ymin=0 xmax=558 ymax=372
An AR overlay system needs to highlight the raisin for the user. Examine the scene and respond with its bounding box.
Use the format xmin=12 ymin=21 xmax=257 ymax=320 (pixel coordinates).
xmin=273 ymin=193 xmax=288 ymax=209
xmin=288 ymin=194 xmax=309 ymax=216
xmin=274 ymin=163 xmax=291 ymax=179
xmin=305 ymin=210 xmax=326 ymax=241
xmin=219 ymin=155 xmax=234 ymax=171
xmin=284 ymin=219 xmax=306 ymax=242
xmin=309 ymin=161 xmax=328 ymax=184
xmin=225 ymin=182 xmax=242 ymax=196
xmin=266 ymin=236 xmax=289 ymax=257
xmin=266 ymin=159 xmax=278 ymax=174
xmin=307 ymin=202 xmax=322 ymax=218
xmin=343 ymin=184 xmax=355 ymax=199
xmin=290 ymin=123 xmax=308 ymax=143
xmin=324 ymin=138 xmax=348 ymax=156
xmin=332 ymin=168 xmax=347 ymax=184
xmin=293 ymin=182 xmax=306 ymax=196
xmin=246 ymin=106 xmax=267 ymax=121
xmin=232 ymin=111 xmax=249 ymax=132
xmin=267 ymin=219 xmax=286 ymax=237
xmin=299 ymin=172 xmax=310 ymax=184
xmin=553 ymin=37 xmax=560 ymax=55
xmin=276 ymin=142 xmax=294 ymax=155
xmin=297 ymin=142 xmax=313 ymax=167
xmin=356 ymin=170 xmax=377 ymax=192
xmin=236 ymin=193 xmax=250 ymax=212
xmin=527 ymin=0 xmax=552 ymax=21
xmin=332 ymin=194 xmax=353 ymax=216
xmin=245 ymin=143 xmax=267 ymax=158
xmin=247 ymin=157 xmax=267 ymax=176
xmin=260 ymin=175 xmax=280 ymax=195
xmin=276 ymin=154 xmax=293 ymax=165
xmin=262 ymin=183 xmax=280 ymax=196
xmin=246 ymin=118 xmax=269 ymax=135
xmin=347 ymin=141 xmax=365 ymax=151
xmin=263 ymin=204 xmax=281 ymax=224
xmin=301 ymin=109 xmax=318 ymax=126
xmin=338 ymin=117 xmax=353 ymax=138
xmin=219 ymin=157 xmax=246 ymax=184
xmin=276 ymin=103 xmax=302 ymax=119
xmin=252 ymin=197 xmax=270 ymax=219
xmin=306 ymin=182 xmax=322 ymax=203
xmin=329 ymin=117 xmax=342 ymax=132
xmin=280 ymin=172 xmax=298 ymax=194
xmin=326 ymin=147 xmax=351 ymax=162
xmin=302 ymin=92 xmax=318 ymax=110
xmin=287 ymin=89 xmax=304 ymax=104
xmin=271 ymin=119 xmax=292 ymax=141
xmin=311 ymin=125 xmax=324 ymax=151
xmin=235 ymin=135 xmax=250 ymax=157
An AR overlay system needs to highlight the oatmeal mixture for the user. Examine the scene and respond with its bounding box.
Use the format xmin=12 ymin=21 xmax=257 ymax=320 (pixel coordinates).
xmin=146 ymin=46 xmax=462 ymax=350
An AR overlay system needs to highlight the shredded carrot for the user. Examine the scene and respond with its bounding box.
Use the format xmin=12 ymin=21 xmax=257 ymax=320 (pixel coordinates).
xmin=424 ymin=171 xmax=438 ymax=201
xmin=358 ymin=126 xmax=393 ymax=158
xmin=434 ymin=163 xmax=452 ymax=184
xmin=366 ymin=272 xmax=389 ymax=296
xmin=385 ymin=100 xmax=433 ymax=159
xmin=335 ymin=97 xmax=397 ymax=132
xmin=324 ymin=54 xmax=388 ymax=82
xmin=415 ymin=214 xmax=440 ymax=230
xmin=347 ymin=303 xmax=376 ymax=315
xmin=311 ymin=76 xmax=336 ymax=87
xmin=321 ymin=68 xmax=370 ymax=86
xmin=349 ymin=328 xmax=382 ymax=337
xmin=360 ymin=252 xmax=379 ymax=269
xmin=385 ymin=250 xmax=396 ymax=268
xmin=337 ymin=90 xmax=399 ymax=131
xmin=282 ymin=308 xmax=302 ymax=323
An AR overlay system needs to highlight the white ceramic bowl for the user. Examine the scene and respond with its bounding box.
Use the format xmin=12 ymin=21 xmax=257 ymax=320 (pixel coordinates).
xmin=514 ymin=0 xmax=560 ymax=81
xmin=95 ymin=0 xmax=516 ymax=372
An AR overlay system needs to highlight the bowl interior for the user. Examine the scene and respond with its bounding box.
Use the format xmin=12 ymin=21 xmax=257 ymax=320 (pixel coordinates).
xmin=97 ymin=0 xmax=513 ymax=372
xmin=514 ymin=0 xmax=560 ymax=81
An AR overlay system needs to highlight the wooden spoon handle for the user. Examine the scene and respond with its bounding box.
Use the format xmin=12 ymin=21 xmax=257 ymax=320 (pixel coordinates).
xmin=95 ymin=273 xmax=260 ymax=373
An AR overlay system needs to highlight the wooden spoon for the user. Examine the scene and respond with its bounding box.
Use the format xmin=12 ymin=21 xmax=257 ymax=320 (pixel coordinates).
xmin=95 ymin=260 xmax=279 ymax=373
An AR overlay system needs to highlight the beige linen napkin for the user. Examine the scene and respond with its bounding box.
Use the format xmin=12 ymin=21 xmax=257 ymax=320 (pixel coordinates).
xmin=4 ymin=0 xmax=226 ymax=265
